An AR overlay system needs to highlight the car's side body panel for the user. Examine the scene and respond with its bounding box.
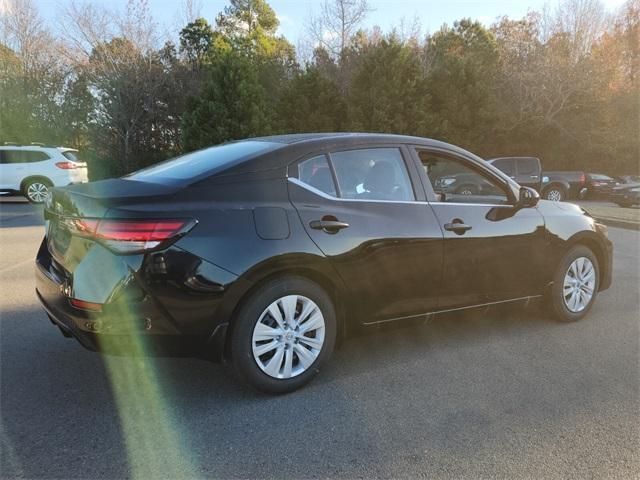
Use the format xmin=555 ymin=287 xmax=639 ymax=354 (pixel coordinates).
xmin=34 ymin=134 xmax=613 ymax=363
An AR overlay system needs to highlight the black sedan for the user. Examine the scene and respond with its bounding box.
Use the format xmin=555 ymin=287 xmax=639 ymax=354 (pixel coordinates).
xmin=609 ymin=183 xmax=640 ymax=207
xmin=585 ymin=173 xmax=620 ymax=198
xmin=36 ymin=133 xmax=612 ymax=393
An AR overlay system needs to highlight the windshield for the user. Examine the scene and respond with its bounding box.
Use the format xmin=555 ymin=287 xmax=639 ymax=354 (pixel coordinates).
xmin=126 ymin=141 xmax=282 ymax=183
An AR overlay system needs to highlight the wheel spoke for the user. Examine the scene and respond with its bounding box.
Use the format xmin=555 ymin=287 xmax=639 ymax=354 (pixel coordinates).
xmin=282 ymin=347 xmax=293 ymax=378
xmin=294 ymin=344 xmax=316 ymax=369
xmin=267 ymin=303 xmax=285 ymax=329
xmin=254 ymin=339 xmax=279 ymax=357
xmin=253 ymin=322 xmax=280 ymax=341
xmin=297 ymin=298 xmax=315 ymax=325
xmin=298 ymin=335 xmax=323 ymax=350
xmin=263 ymin=345 xmax=285 ymax=377
xmin=280 ymin=295 xmax=298 ymax=328
xmin=299 ymin=311 xmax=323 ymax=333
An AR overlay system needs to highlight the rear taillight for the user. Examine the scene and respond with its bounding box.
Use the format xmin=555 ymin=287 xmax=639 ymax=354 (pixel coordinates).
xmin=55 ymin=161 xmax=79 ymax=169
xmin=580 ymin=173 xmax=586 ymax=186
xmin=66 ymin=218 xmax=195 ymax=253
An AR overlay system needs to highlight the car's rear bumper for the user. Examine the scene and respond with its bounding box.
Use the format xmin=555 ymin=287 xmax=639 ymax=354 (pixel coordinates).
xmin=34 ymin=241 xmax=230 ymax=360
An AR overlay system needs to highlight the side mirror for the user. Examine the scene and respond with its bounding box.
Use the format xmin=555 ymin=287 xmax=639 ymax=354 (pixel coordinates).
xmin=518 ymin=186 xmax=539 ymax=208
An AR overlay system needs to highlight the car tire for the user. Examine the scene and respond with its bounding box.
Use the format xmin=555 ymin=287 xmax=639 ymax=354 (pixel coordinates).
xmin=548 ymin=245 xmax=599 ymax=322
xmin=543 ymin=186 xmax=566 ymax=202
xmin=230 ymin=276 xmax=337 ymax=394
xmin=22 ymin=178 xmax=52 ymax=204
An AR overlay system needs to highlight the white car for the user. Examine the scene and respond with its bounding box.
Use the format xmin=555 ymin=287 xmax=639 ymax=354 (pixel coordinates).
xmin=0 ymin=144 xmax=89 ymax=203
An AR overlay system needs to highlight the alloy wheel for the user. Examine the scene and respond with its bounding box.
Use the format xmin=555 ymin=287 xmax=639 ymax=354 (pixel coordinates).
xmin=252 ymin=295 xmax=325 ymax=379
xmin=546 ymin=189 xmax=562 ymax=201
xmin=563 ymin=257 xmax=596 ymax=313
xmin=26 ymin=182 xmax=49 ymax=203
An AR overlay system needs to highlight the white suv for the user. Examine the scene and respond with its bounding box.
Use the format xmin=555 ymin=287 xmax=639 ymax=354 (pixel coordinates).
xmin=0 ymin=144 xmax=89 ymax=203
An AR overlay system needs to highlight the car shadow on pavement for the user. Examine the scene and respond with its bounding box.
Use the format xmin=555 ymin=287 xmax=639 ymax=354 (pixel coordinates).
xmin=2 ymin=302 xmax=630 ymax=478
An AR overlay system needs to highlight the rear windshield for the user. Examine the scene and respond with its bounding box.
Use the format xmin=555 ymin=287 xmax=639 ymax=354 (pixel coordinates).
xmin=126 ymin=141 xmax=282 ymax=183
xmin=61 ymin=150 xmax=80 ymax=162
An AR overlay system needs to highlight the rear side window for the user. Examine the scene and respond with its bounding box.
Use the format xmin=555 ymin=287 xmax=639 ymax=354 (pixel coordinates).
xmin=330 ymin=148 xmax=414 ymax=201
xmin=127 ymin=141 xmax=282 ymax=182
xmin=298 ymin=155 xmax=336 ymax=196
xmin=490 ymin=158 xmax=515 ymax=176
xmin=518 ymin=158 xmax=540 ymax=175
xmin=1 ymin=150 xmax=49 ymax=163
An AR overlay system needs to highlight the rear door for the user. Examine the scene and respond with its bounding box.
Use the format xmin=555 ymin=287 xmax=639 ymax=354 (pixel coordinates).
xmin=288 ymin=146 xmax=444 ymax=324
xmin=0 ymin=150 xmax=30 ymax=190
xmin=413 ymin=148 xmax=547 ymax=308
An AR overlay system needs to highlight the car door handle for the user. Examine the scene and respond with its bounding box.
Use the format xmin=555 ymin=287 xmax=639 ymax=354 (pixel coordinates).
xmin=309 ymin=219 xmax=350 ymax=234
xmin=444 ymin=221 xmax=472 ymax=235
xmin=530 ymin=175 xmax=540 ymax=179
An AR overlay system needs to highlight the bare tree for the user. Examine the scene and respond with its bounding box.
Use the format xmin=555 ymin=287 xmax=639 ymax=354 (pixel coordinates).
xmin=0 ymin=0 xmax=62 ymax=74
xmin=306 ymin=0 xmax=372 ymax=59
xmin=542 ymin=0 xmax=609 ymax=61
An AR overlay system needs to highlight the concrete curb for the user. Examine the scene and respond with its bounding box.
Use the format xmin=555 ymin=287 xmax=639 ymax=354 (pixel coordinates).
xmin=594 ymin=216 xmax=640 ymax=231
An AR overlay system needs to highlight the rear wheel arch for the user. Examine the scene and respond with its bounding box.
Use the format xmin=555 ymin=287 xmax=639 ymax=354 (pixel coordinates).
xmin=222 ymin=265 xmax=346 ymax=361
xmin=20 ymin=175 xmax=53 ymax=191
xmin=21 ymin=176 xmax=54 ymax=203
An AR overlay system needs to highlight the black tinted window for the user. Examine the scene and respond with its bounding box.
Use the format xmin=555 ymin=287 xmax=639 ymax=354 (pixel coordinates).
xmin=1 ymin=150 xmax=49 ymax=163
xmin=330 ymin=148 xmax=414 ymax=201
xmin=297 ymin=155 xmax=336 ymax=196
xmin=490 ymin=158 xmax=515 ymax=176
xmin=518 ymin=158 xmax=540 ymax=175
xmin=127 ymin=141 xmax=281 ymax=182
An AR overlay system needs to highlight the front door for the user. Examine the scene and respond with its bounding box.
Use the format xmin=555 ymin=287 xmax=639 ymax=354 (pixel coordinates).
xmin=414 ymin=148 xmax=547 ymax=309
xmin=288 ymin=146 xmax=444 ymax=324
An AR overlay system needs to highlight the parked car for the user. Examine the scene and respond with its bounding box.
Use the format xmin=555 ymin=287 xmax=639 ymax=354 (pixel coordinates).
xmin=584 ymin=173 xmax=620 ymax=199
xmin=0 ymin=144 xmax=88 ymax=203
xmin=486 ymin=158 xmax=586 ymax=202
xmin=36 ymin=133 xmax=612 ymax=393
xmin=487 ymin=157 xmax=542 ymax=191
xmin=609 ymin=183 xmax=640 ymax=208
xmin=614 ymin=175 xmax=640 ymax=184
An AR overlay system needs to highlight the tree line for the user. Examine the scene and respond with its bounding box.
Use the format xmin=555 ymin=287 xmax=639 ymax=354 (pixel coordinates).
xmin=0 ymin=0 xmax=638 ymax=179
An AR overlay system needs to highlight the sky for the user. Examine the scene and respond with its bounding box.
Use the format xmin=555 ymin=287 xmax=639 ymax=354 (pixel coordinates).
xmin=31 ymin=0 xmax=628 ymax=44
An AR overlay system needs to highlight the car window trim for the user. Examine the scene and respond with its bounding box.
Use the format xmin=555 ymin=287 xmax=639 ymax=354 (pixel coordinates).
xmin=288 ymin=143 xmax=425 ymax=203
xmin=408 ymin=145 xmax=519 ymax=205
xmin=288 ymin=177 xmax=430 ymax=205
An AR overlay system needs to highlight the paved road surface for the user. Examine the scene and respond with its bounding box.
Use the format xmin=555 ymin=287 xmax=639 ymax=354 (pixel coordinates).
xmin=1 ymin=202 xmax=638 ymax=479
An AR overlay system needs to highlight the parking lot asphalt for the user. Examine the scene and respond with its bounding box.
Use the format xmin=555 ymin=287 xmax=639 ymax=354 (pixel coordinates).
xmin=1 ymin=200 xmax=638 ymax=479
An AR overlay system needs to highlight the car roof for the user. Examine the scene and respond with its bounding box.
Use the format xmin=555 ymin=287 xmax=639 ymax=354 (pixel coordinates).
xmin=214 ymin=133 xmax=478 ymax=177
xmin=0 ymin=145 xmax=77 ymax=152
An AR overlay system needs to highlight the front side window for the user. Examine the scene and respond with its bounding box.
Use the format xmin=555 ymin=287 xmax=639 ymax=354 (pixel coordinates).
xmin=418 ymin=150 xmax=510 ymax=205
xmin=330 ymin=148 xmax=414 ymax=201
xmin=297 ymin=155 xmax=336 ymax=196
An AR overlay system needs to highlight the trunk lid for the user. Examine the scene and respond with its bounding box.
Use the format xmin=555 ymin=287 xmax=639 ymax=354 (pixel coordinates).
xmin=45 ymin=179 xmax=181 ymax=271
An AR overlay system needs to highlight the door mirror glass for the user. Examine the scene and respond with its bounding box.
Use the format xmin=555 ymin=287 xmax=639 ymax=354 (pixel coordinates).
xmin=518 ymin=186 xmax=539 ymax=208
